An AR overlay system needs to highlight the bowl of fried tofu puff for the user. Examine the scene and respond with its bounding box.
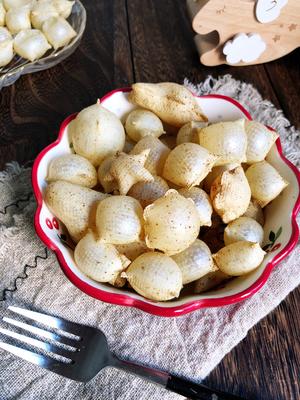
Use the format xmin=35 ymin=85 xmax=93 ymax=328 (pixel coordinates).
xmin=32 ymin=82 xmax=300 ymax=316
xmin=0 ymin=0 xmax=86 ymax=88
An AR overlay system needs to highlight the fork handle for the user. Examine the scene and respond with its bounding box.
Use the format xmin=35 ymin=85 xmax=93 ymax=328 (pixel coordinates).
xmin=166 ymin=374 xmax=246 ymax=400
xmin=113 ymin=358 xmax=246 ymax=400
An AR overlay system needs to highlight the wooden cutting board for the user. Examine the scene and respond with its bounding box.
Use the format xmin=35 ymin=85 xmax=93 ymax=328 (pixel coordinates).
xmin=187 ymin=0 xmax=300 ymax=66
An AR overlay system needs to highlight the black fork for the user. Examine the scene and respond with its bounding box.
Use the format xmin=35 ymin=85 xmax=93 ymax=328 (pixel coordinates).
xmin=0 ymin=306 xmax=246 ymax=400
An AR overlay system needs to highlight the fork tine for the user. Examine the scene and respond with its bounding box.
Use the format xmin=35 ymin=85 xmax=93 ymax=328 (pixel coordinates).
xmin=0 ymin=341 xmax=87 ymax=382
xmin=8 ymin=306 xmax=83 ymax=336
xmin=3 ymin=317 xmax=79 ymax=348
xmin=0 ymin=327 xmax=75 ymax=360
xmin=0 ymin=341 xmax=63 ymax=370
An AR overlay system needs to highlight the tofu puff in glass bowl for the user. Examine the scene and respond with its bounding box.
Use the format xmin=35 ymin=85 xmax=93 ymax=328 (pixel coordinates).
xmin=0 ymin=0 xmax=86 ymax=89
xmin=32 ymin=82 xmax=300 ymax=317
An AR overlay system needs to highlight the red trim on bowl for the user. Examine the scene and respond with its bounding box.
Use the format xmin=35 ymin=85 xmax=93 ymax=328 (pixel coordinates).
xmin=32 ymin=88 xmax=300 ymax=317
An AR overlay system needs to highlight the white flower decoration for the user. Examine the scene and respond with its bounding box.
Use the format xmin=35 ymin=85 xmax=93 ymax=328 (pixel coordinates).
xmin=256 ymin=0 xmax=288 ymax=23
xmin=223 ymin=33 xmax=267 ymax=64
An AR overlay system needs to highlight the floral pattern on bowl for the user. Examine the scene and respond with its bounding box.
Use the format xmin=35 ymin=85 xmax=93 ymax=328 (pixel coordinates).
xmin=263 ymin=227 xmax=283 ymax=253
xmin=32 ymin=88 xmax=300 ymax=317
xmin=45 ymin=216 xmax=75 ymax=251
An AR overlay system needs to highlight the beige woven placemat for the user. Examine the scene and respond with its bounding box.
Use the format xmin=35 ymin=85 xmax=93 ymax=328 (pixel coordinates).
xmin=0 ymin=75 xmax=299 ymax=400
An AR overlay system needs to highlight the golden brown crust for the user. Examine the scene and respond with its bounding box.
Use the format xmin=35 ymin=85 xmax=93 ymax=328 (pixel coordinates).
xmin=128 ymin=82 xmax=208 ymax=127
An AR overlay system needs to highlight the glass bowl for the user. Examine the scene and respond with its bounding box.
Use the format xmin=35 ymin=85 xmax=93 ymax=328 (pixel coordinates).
xmin=0 ymin=0 xmax=86 ymax=89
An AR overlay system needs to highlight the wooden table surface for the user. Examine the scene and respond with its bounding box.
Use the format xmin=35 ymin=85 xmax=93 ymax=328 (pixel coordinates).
xmin=0 ymin=1 xmax=299 ymax=399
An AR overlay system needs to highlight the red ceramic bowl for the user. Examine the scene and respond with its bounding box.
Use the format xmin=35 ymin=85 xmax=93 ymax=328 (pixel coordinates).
xmin=32 ymin=88 xmax=300 ymax=317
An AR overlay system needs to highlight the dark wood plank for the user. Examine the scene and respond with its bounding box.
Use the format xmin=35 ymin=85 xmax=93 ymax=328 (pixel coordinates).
xmin=0 ymin=0 xmax=133 ymax=170
xmin=0 ymin=0 xmax=299 ymax=399
xmin=126 ymin=1 xmax=300 ymax=399
xmin=126 ymin=0 xmax=281 ymax=109
xmin=203 ymin=287 xmax=300 ymax=400
xmin=264 ymin=49 xmax=300 ymax=129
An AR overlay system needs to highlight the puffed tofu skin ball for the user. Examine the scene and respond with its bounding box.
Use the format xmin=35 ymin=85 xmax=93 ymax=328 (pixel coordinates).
xmin=45 ymin=181 xmax=108 ymax=243
xmin=143 ymin=189 xmax=201 ymax=255
xmin=3 ymin=0 xmax=32 ymax=10
xmin=47 ymin=154 xmax=97 ymax=188
xmin=178 ymin=187 xmax=212 ymax=227
xmin=0 ymin=3 xmax=6 ymax=26
xmin=14 ymin=29 xmax=51 ymax=62
xmin=109 ymin=273 xmax=127 ymax=288
xmin=0 ymin=27 xmax=14 ymax=67
xmin=42 ymin=16 xmax=76 ymax=50
xmin=176 ymin=121 xmax=208 ymax=145
xmin=74 ymin=231 xmax=130 ymax=283
xmin=125 ymin=109 xmax=165 ymax=142
xmin=163 ymin=143 xmax=217 ymax=188
xmin=198 ymin=119 xmax=247 ymax=166
xmin=210 ymin=166 xmax=251 ymax=224
xmin=104 ymin=150 xmax=154 ymax=196
xmin=97 ymin=155 xmax=119 ymax=193
xmin=203 ymin=163 xmax=239 ymax=193
xmin=128 ymin=176 xmax=169 ymax=208
xmin=128 ymin=82 xmax=208 ymax=127
xmin=52 ymin=0 xmax=74 ymax=19
xmin=123 ymin=135 xmax=135 ymax=153
xmin=194 ymin=270 xmax=230 ymax=294
xmin=5 ymin=6 xmax=31 ymax=34
xmin=71 ymin=103 xmax=125 ymax=167
xmin=245 ymin=121 xmax=279 ymax=164
xmin=123 ymin=252 xmax=183 ymax=301
xmin=115 ymin=240 xmax=149 ymax=261
xmin=213 ymin=241 xmax=266 ymax=276
xmin=172 ymin=239 xmax=217 ymax=284
xmin=130 ymin=136 xmax=170 ymax=176
xmin=245 ymin=160 xmax=288 ymax=207
xmin=96 ymin=195 xmax=144 ymax=244
xmin=224 ymin=217 xmax=264 ymax=246
xmin=31 ymin=2 xmax=59 ymax=29
xmin=242 ymin=199 xmax=264 ymax=226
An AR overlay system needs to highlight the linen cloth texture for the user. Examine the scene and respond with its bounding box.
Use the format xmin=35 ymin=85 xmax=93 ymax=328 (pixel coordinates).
xmin=0 ymin=75 xmax=299 ymax=400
